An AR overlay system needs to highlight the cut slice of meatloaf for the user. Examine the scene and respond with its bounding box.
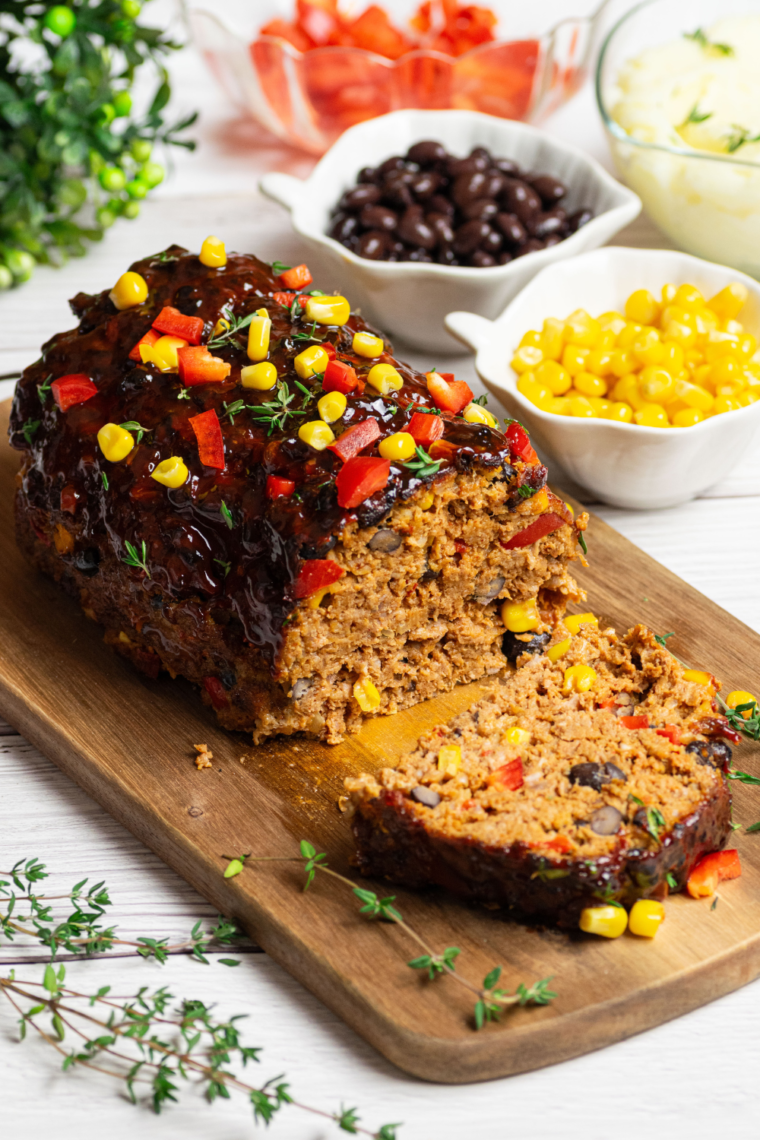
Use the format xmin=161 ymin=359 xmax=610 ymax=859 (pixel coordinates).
xmin=346 ymin=624 xmax=735 ymax=925
xmin=9 ymin=244 xmax=587 ymax=743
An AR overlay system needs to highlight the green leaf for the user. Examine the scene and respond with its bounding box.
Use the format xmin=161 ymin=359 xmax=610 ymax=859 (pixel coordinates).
xmin=578 ymin=532 xmax=588 ymax=557
xmin=218 ymin=958 xmax=241 ymax=967
xmin=43 ymin=964 xmax=57 ymax=994
xmin=473 ymin=999 xmax=485 ymax=1030
xmin=483 ymin=966 xmax=502 ymax=991
xmin=223 ymin=857 xmax=246 ymax=879
xmin=300 ymin=840 xmax=316 ymax=859
xmin=336 ymin=1105 xmax=360 ymax=1133
xmin=52 ymin=1013 xmax=65 ymax=1041
xmin=746 ymin=821 xmax=760 ymax=833
xmin=654 ymin=632 xmax=675 ymax=648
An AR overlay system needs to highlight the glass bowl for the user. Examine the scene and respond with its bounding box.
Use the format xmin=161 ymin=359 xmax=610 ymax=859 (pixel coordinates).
xmin=184 ymin=0 xmax=613 ymax=154
xmin=596 ymin=0 xmax=760 ymax=279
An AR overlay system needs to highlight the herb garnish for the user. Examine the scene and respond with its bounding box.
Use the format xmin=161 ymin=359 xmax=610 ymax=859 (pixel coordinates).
xmin=220 ymin=501 xmax=235 ymax=530
xmin=682 ymin=103 xmax=712 ymax=127
xmin=271 ymin=261 xmax=292 ymax=275
xmin=746 ymin=821 xmax=760 ymax=833
xmin=725 ymin=125 xmax=760 ymax=154
xmin=37 ymin=375 xmax=53 ymax=401
xmin=248 ymin=381 xmax=308 ymax=436
xmin=517 ymin=485 xmax=536 ymax=500
xmin=101 ymin=472 xmax=109 ymax=491
xmin=20 ymin=418 xmax=40 ymax=446
xmin=214 ymin=558 xmax=231 ymax=578
xmin=177 ymin=388 xmax=191 ymax=401
xmin=292 ymin=321 xmax=318 ymax=342
xmin=412 ymin=404 xmax=443 ymax=416
xmin=718 ymin=695 xmax=760 ymax=741
xmin=684 ymin=27 xmax=734 ymax=55
xmin=711 ymin=896 xmax=719 ymax=911
xmin=221 ymin=399 xmax=245 ymax=425
xmin=666 ymin=872 xmax=677 ymax=890
xmin=403 ymin=445 xmax=442 ymax=479
xmin=472 ymin=394 xmax=489 ymax=406
xmin=122 ymin=540 xmax=150 ymax=577
xmin=654 ymin=632 xmax=675 ymax=648
xmin=206 ymin=309 xmax=256 ymax=351
xmin=119 ymin=421 xmax=150 ymax=444
xmin=578 ymin=532 xmax=588 ymax=556
xmin=727 ymin=769 xmax=760 ymax=785
xmin=629 ymin=795 xmax=665 ymax=842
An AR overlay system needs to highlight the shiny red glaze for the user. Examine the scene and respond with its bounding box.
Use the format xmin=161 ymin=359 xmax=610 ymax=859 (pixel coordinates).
xmin=336 ymin=455 xmax=390 ymax=508
xmin=51 ymin=373 xmax=99 ymax=412
xmin=293 ymin=558 xmax=345 ymax=598
xmin=488 ymin=758 xmax=523 ymax=790
xmin=699 ymin=716 xmax=743 ymax=743
xmin=189 ymin=408 xmax=225 ymax=469
xmin=267 ymin=475 xmax=296 ymax=499
xmin=177 ymin=346 xmax=232 ymax=386
xmin=323 ymin=358 xmax=359 ymax=394
xmin=60 ymin=484 xmax=79 ymax=514
xmin=152 ymin=305 xmax=204 ymax=345
xmin=543 ymin=834 xmax=572 ymax=854
xmin=407 ymin=410 xmax=444 ymax=445
xmin=657 ymin=725 xmax=681 ymax=745
xmin=620 ymin=715 xmax=650 ymax=730
xmin=328 ymin=416 xmax=381 ymax=461
xmin=128 ymin=327 xmax=160 ymax=362
xmin=279 ymin=264 xmax=312 ymax=290
xmin=687 ymin=849 xmax=741 ymax=898
xmin=203 ymin=675 xmax=229 ymax=709
xmin=501 ymin=511 xmax=565 ymax=550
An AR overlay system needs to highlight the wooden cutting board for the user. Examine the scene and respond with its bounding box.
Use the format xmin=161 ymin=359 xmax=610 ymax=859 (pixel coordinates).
xmin=2 ymin=396 xmax=759 ymax=1084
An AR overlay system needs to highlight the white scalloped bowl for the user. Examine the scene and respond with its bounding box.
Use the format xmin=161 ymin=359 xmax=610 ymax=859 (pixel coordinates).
xmin=259 ymin=109 xmax=641 ymax=354
xmin=445 ymin=246 xmax=760 ymax=510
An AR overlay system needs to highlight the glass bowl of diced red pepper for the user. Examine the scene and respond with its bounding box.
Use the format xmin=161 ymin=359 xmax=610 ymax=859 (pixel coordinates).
xmin=186 ymin=0 xmax=612 ymax=154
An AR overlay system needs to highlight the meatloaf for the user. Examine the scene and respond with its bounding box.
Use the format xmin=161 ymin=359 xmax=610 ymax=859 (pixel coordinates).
xmin=9 ymin=243 xmax=587 ymax=743
xmin=346 ymin=623 xmax=735 ymax=925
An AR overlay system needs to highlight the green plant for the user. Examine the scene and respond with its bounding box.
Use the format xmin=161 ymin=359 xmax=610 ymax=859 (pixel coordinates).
xmin=0 ymin=0 xmax=196 ymax=288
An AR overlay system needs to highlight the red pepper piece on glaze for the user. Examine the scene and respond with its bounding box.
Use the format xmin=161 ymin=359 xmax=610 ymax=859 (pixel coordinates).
xmin=328 ymin=417 xmax=382 ymax=462
xmin=408 ymin=410 xmax=445 ymax=445
xmin=486 ymin=758 xmax=524 ymax=790
xmin=293 ymin=558 xmax=345 ymax=599
xmin=656 ymin=725 xmax=681 ymax=745
xmin=51 ymin=373 xmax=99 ymax=412
xmin=267 ymin=475 xmax=296 ymax=499
xmin=279 ymin=264 xmax=313 ymax=290
xmin=619 ymin=715 xmax=650 ymax=730
xmin=505 ymin=420 xmax=539 ymax=463
xmin=128 ymin=327 xmax=161 ymax=362
xmin=336 ymin=455 xmax=390 ymax=509
xmin=152 ymin=305 xmax=204 ymax=345
xmin=203 ymin=675 xmax=229 ymax=709
xmin=189 ymin=408 xmax=225 ymax=469
xmin=273 ymin=291 xmax=295 ymax=307
xmin=501 ymin=511 xmax=565 ymax=550
xmin=687 ymin=849 xmax=741 ymax=898
xmin=177 ymin=346 xmax=232 ymax=386
xmin=323 ymin=358 xmax=359 ymax=394
xmin=60 ymin=484 xmax=80 ymax=514
xmin=426 ymin=370 xmax=473 ymax=414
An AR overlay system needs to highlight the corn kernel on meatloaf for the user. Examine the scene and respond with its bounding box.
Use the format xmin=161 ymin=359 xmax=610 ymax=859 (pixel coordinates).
xmin=346 ymin=625 xmax=735 ymax=924
xmin=9 ymin=245 xmax=587 ymax=743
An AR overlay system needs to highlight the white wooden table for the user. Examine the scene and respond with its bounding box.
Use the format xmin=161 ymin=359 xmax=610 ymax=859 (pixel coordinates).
xmin=3 ymin=3 xmax=760 ymax=1136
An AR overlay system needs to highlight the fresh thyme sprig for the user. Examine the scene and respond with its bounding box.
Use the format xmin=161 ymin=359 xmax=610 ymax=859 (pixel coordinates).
xmin=122 ymin=539 xmax=150 ymax=577
xmin=214 ymin=558 xmax=231 ymax=578
xmin=206 ymin=309 xmax=256 ymax=351
xmin=578 ymin=533 xmax=588 ymax=557
xmin=271 ymin=261 xmax=292 ymax=276
xmin=292 ymin=321 xmax=318 ymax=342
xmin=517 ymin=485 xmax=536 ymax=500
xmin=684 ymin=27 xmax=734 ymax=55
xmin=403 ymin=445 xmax=442 ymax=479
xmin=629 ymin=796 xmax=665 ymax=842
xmin=21 ymin=418 xmax=40 ymax=446
xmin=472 ymin=394 xmax=488 ymax=407
xmin=681 ymin=103 xmax=712 ymax=128
xmin=37 ymin=374 xmax=53 ymax=401
xmin=725 ymin=125 xmax=760 ymax=154
xmin=248 ymin=381 xmax=309 ymax=436
xmin=120 ymin=420 xmax=150 ymax=444
xmin=654 ymin=632 xmax=675 ymax=648
xmin=221 ymin=399 xmax=246 ymax=425
xmin=101 ymin=472 xmax=109 ymax=491
xmin=231 ymin=841 xmax=556 ymax=1031
xmin=220 ymin=501 xmax=236 ymax=530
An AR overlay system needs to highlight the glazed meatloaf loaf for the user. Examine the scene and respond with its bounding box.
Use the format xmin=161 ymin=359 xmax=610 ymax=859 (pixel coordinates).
xmin=346 ymin=622 xmax=736 ymax=924
xmin=9 ymin=243 xmax=587 ymax=743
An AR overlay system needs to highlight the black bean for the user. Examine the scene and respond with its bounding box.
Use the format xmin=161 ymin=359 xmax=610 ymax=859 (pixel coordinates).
xmin=429 ymin=193 xmax=455 ymax=218
xmin=492 ymin=156 xmax=520 ymax=177
xmin=406 ymin=247 xmax=434 ymax=262
xmin=495 ymin=212 xmax=527 ymax=245
xmin=368 ymin=528 xmax=402 ymax=553
xmin=406 ymin=140 xmax=447 ymax=165
xmin=501 ymin=178 xmax=542 ymax=225
xmin=358 ymin=166 xmax=380 ymax=184
xmin=502 ymin=630 xmax=551 ymax=662
xmin=453 ymin=218 xmax=489 ymax=254
xmin=378 ymin=154 xmax=406 ymax=177
xmin=462 ymin=198 xmax=498 ymax=221
xmin=530 ymin=208 xmax=567 ymax=238
xmin=329 ymin=212 xmax=358 ymax=243
xmin=482 ymin=227 xmax=503 ymax=254
xmin=356 ymin=230 xmax=391 ymax=260
xmin=475 ymin=576 xmax=505 ymax=604
xmin=686 ymin=739 xmax=733 ymax=770
xmin=569 ymin=762 xmax=606 ymax=791
xmin=530 ymin=174 xmax=566 ymax=205
xmin=398 ymin=208 xmax=437 ymax=249
xmin=452 ymin=170 xmax=488 ymax=207
xmin=470 ymin=250 xmax=496 ymax=267
xmin=427 ymin=212 xmax=455 ymax=244
xmin=590 ymin=806 xmax=623 ymax=836
xmin=411 ymin=786 xmax=440 ymax=807
xmin=447 ymin=154 xmax=486 ymax=177
xmin=73 ymin=547 xmax=100 ymax=576
xmin=381 ymin=175 xmax=414 ymax=208
xmin=482 ymin=171 xmax=505 ymax=199
xmin=470 ymin=145 xmax=492 ymax=163
xmin=437 ymin=246 xmax=459 ymax=266
xmin=387 ymin=240 xmax=406 ymax=261
xmin=544 ymin=234 xmax=562 ymax=247
xmin=603 ymin=761 xmax=626 ymax=781
xmin=568 ymin=208 xmax=593 ymax=232
xmin=359 ymin=204 xmax=398 ymax=232
xmin=340 ymin=183 xmax=381 ymax=211
xmin=498 ymin=250 xmax=513 ymax=264
xmin=514 ymin=237 xmax=546 ymax=257
xmin=410 ymin=171 xmax=440 ymax=200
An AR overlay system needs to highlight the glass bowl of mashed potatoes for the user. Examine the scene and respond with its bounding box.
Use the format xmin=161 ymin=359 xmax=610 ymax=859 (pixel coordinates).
xmin=596 ymin=0 xmax=760 ymax=278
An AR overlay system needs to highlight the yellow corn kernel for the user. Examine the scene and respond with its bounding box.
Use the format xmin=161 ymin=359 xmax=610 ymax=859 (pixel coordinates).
xmin=561 ymin=344 xmax=591 ymax=376
xmin=563 ymin=309 xmax=602 ymax=348
xmin=563 ymin=612 xmax=599 ymax=635
xmin=503 ymin=726 xmax=531 ymax=747
xmin=294 ymin=344 xmax=329 ymax=380
xmin=304 ymin=295 xmax=350 ymax=326
xmin=298 ymin=420 xmax=335 ymax=450
xmin=369 ymin=363 xmax=404 ymax=395
xmin=511 ymin=345 xmax=544 ymax=373
xmin=708 ymin=355 xmax=743 ymax=388
xmin=628 ymin=899 xmax=665 ymax=938
xmin=632 ymin=329 xmax=665 ymax=367
xmin=715 ymin=382 xmax=745 ymax=399
xmin=608 ymin=348 xmax=637 ymax=378
xmin=98 ymin=423 xmax=134 ymax=463
xmin=685 ymin=348 xmax=704 ymax=369
xmin=713 ymin=394 xmax=742 ymax=414
xmin=673 ymin=378 xmax=713 ymax=412
xmin=548 ymin=396 xmax=572 ymax=415
xmin=568 ymin=395 xmax=597 ymax=418
xmin=672 ymin=408 xmax=704 ymax=427
xmin=574 ymin=371 xmax=608 ymax=398
xmin=241 ymin=361 xmax=278 ymax=390
xmin=212 ymin=316 xmax=230 ymax=338
xmin=109 ymin=270 xmax=148 ymax=311
xmin=199 ymin=235 xmax=226 ymax=268
xmin=588 ymin=397 xmax=612 ymax=415
xmin=437 ymin=744 xmax=462 ymax=776
xmin=563 ymin=664 xmax=597 ymax=693
xmin=151 ymin=455 xmax=189 ymax=488
xmin=545 ymin=637 xmax=571 ymax=664
xmin=674 ymin=283 xmax=704 ymax=310
xmin=419 ymin=490 xmax=435 ymax=510
xmin=726 ymin=690 xmax=757 ymax=717
xmin=634 ymin=404 xmax=669 ymax=428
xmin=585 ymin=349 xmax=615 ymax=376
xmin=625 ymin=288 xmax=659 ymax=326
xmin=737 ymin=333 xmax=757 ymax=359
xmin=517 ymin=375 xmax=553 ymax=410
xmin=247 ymin=308 xmax=271 ymax=362
xmin=535 ymin=359 xmax=572 ymax=395
xmin=463 ymin=403 xmax=498 ymax=427
xmin=598 ymin=329 xmax=617 ymax=351
xmin=540 ymin=317 xmax=566 ymax=360
xmin=602 ymin=401 xmax=634 ymax=423
xmin=379 ymin=431 xmax=416 ymax=461
xmin=738 ymin=391 xmax=760 ymax=407
xmin=352 ymin=331 xmax=384 ymax=357
xmin=662 ymin=319 xmax=696 ymax=350
xmin=529 ymin=488 xmax=549 ymax=515
xmin=579 ymin=905 xmax=628 ymax=938
xmin=662 ymin=304 xmax=697 ymax=330
xmin=708 ymin=282 xmax=748 ymax=321
xmin=501 ymin=598 xmax=540 ymax=633
xmin=639 ymin=366 xmax=675 ymax=403
xmin=307 ymin=586 xmax=334 ymax=609
xmin=661 ymin=283 xmax=677 ymax=305
xmin=683 ymin=669 xmax=714 ymax=688
xmin=147 ymin=334 xmax=188 ymax=372
xmin=519 ymin=329 xmax=542 ymax=349
xmin=353 ymin=676 xmax=381 ymax=712
xmin=616 ymin=323 xmax=643 ymax=349
xmin=317 ymin=391 xmax=347 ymax=423
xmin=598 ymin=311 xmax=626 ymax=335
xmin=723 ymin=318 xmax=744 ymax=336
xmin=704 ymin=330 xmax=741 ymax=363
xmin=53 ymin=523 xmax=74 ymax=555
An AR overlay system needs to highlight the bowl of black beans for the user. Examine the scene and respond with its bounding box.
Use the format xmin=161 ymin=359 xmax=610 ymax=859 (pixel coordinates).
xmin=261 ymin=110 xmax=641 ymax=353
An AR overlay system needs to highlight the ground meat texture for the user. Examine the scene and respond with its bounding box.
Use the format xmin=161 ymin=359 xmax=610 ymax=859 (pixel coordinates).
xmin=346 ymin=625 xmax=733 ymax=926
xmin=9 ymin=245 xmax=587 ymax=744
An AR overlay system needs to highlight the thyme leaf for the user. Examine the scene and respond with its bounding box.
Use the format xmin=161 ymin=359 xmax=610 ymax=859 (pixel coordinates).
xmin=221 ymin=399 xmax=245 ymax=425
xmin=654 ymin=632 xmax=675 ymax=648
xmin=578 ymin=532 xmax=588 ymax=556
xmin=517 ymin=485 xmax=536 ymax=499
xmin=725 ymin=125 xmax=760 ymax=154
xmin=214 ymin=558 xmax=231 ymax=578
xmin=101 ymin=472 xmax=109 ymax=491
xmin=21 ymin=419 xmax=40 ymax=446
xmin=472 ymin=393 xmax=488 ymax=406
xmin=206 ymin=309 xmax=256 ymax=351
xmin=292 ymin=321 xmax=318 ymax=342
xmin=666 ymin=872 xmax=678 ymax=890
xmin=122 ymin=539 xmax=150 ymax=577
xmin=37 ymin=374 xmax=53 ymax=401
xmin=271 ymin=261 xmax=292 ymax=275
xmin=248 ymin=381 xmax=308 ymax=436
xmin=403 ymin=445 xmax=442 ymax=479
xmin=746 ymin=821 xmax=760 ymax=833
xmin=682 ymin=103 xmax=712 ymax=127
xmin=119 ymin=421 xmax=150 ymax=444
xmin=684 ymin=27 xmax=734 ymax=55
xmin=220 ymin=501 xmax=236 ymax=530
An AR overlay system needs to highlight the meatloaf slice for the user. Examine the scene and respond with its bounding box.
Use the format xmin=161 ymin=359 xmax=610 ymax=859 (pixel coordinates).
xmin=9 ymin=244 xmax=587 ymax=743
xmin=346 ymin=624 xmax=734 ymax=925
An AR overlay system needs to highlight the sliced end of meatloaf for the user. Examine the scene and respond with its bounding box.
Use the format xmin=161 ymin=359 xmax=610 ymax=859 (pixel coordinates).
xmin=346 ymin=624 xmax=734 ymax=925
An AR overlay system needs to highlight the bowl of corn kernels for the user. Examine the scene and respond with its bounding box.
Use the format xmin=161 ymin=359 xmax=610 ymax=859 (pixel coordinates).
xmin=445 ymin=245 xmax=760 ymax=509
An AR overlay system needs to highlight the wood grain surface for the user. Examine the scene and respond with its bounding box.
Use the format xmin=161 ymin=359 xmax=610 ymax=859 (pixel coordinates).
xmin=2 ymin=395 xmax=760 ymax=1084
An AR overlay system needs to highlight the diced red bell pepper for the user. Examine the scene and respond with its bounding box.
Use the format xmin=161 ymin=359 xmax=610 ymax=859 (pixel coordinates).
xmin=486 ymin=758 xmax=524 ymax=790
xmin=687 ymin=849 xmax=741 ymax=899
xmin=177 ymin=346 xmax=232 ymax=386
xmin=60 ymin=484 xmax=80 ymax=514
xmin=619 ymin=715 xmax=650 ymax=730
xmin=656 ymin=725 xmax=681 ymax=745
xmin=129 ymin=327 xmax=161 ymax=362
xmin=203 ymin=675 xmax=229 ymax=709
xmin=597 ymin=697 xmax=617 ymax=710
xmin=273 ymin=291 xmax=295 ymax=307
xmin=293 ymin=558 xmax=345 ymax=599
xmin=336 ymin=456 xmax=390 ymax=509
xmin=501 ymin=512 xmax=566 ymax=550
xmin=323 ymin=358 xmax=359 ymax=394
xmin=279 ymin=263 xmax=313 ymax=290
xmin=152 ymin=305 xmax=204 ymax=345
xmin=51 ymin=373 xmax=99 ymax=412
xmin=328 ymin=417 xmax=382 ymax=462
xmin=505 ymin=421 xmax=538 ymax=464
xmin=426 ymin=371 xmax=473 ymax=415
xmin=189 ymin=408 xmax=225 ymax=469
xmin=543 ymin=834 xmax=573 ymax=854
xmin=267 ymin=475 xmax=295 ymax=499
xmin=408 ymin=410 xmax=445 ymax=445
